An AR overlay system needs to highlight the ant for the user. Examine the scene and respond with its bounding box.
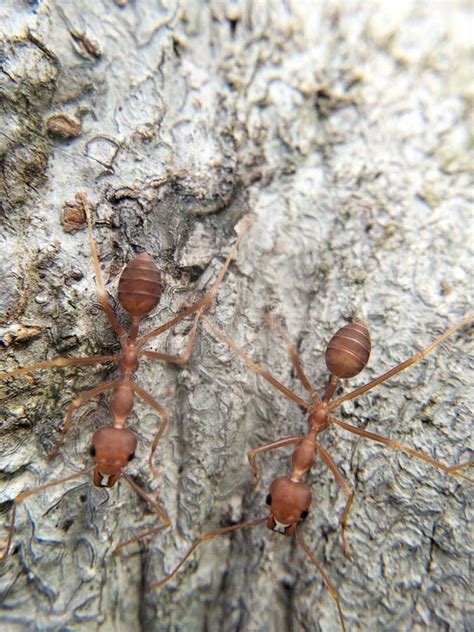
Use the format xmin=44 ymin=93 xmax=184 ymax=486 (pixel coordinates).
xmin=151 ymin=312 xmax=473 ymax=631
xmin=0 ymin=193 xmax=251 ymax=560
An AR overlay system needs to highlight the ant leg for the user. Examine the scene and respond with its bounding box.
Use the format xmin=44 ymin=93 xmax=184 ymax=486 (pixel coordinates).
xmin=316 ymin=442 xmax=354 ymax=559
xmin=78 ymin=193 xmax=126 ymax=339
xmin=49 ymin=380 xmax=119 ymax=459
xmin=131 ymin=384 xmax=169 ymax=478
xmin=328 ymin=312 xmax=473 ymax=411
xmin=248 ymin=436 xmax=305 ymax=487
xmin=0 ymin=354 xmax=118 ymax=380
xmin=265 ymin=313 xmax=321 ymax=403
xmin=0 ymin=465 xmax=94 ymax=562
xmin=295 ymin=529 xmax=347 ymax=632
xmin=204 ymin=317 xmax=311 ymax=409
xmin=140 ymin=308 xmax=203 ymax=366
xmin=150 ymin=516 xmax=267 ymax=589
xmin=331 ymin=417 xmax=473 ymax=484
xmin=138 ymin=217 xmax=253 ymax=346
xmin=446 ymin=459 xmax=474 ymax=473
xmin=114 ymin=472 xmax=171 ymax=552
xmin=115 ymin=523 xmax=169 ymax=553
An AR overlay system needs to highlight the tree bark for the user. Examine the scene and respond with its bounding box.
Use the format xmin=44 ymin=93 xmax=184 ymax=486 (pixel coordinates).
xmin=0 ymin=2 xmax=472 ymax=631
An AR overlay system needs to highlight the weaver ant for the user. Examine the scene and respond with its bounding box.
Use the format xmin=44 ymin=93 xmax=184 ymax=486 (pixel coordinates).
xmin=152 ymin=312 xmax=473 ymax=631
xmin=0 ymin=193 xmax=251 ymax=559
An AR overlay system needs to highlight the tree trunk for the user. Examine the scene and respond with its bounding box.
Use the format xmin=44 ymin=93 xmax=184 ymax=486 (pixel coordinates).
xmin=0 ymin=2 xmax=472 ymax=631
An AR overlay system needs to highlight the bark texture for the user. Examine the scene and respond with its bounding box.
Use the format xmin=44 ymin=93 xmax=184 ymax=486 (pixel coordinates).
xmin=0 ymin=2 xmax=472 ymax=632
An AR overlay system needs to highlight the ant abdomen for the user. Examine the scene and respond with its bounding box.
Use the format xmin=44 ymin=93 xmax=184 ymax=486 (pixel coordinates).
xmin=118 ymin=253 xmax=163 ymax=318
xmin=325 ymin=321 xmax=371 ymax=379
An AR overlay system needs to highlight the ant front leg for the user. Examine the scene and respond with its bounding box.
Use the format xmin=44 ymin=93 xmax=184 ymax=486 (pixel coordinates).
xmin=248 ymin=436 xmax=305 ymax=487
xmin=49 ymin=380 xmax=119 ymax=459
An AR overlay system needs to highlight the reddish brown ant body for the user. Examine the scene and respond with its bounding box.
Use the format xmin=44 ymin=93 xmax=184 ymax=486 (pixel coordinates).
xmin=0 ymin=193 xmax=251 ymax=559
xmin=152 ymin=313 xmax=473 ymax=631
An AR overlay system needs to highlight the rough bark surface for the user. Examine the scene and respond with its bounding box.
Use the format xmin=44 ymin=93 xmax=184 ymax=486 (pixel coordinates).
xmin=0 ymin=2 xmax=472 ymax=632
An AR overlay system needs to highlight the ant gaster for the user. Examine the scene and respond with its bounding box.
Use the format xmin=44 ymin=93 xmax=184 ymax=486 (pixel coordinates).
xmin=152 ymin=313 xmax=473 ymax=632
xmin=0 ymin=193 xmax=251 ymax=558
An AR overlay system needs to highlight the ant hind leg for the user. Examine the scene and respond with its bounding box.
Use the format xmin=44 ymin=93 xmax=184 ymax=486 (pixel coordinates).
xmin=265 ymin=313 xmax=321 ymax=403
xmin=331 ymin=417 xmax=473 ymax=484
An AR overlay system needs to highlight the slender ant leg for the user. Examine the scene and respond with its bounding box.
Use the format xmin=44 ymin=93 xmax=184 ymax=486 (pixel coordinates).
xmin=247 ymin=436 xmax=305 ymax=486
xmin=203 ymin=316 xmax=309 ymax=408
xmin=0 ymin=465 xmax=95 ymax=562
xmin=48 ymin=380 xmax=120 ymax=459
xmin=80 ymin=192 xmax=126 ymax=340
xmin=138 ymin=217 xmax=253 ymax=347
xmin=0 ymin=355 xmax=118 ymax=380
xmin=265 ymin=313 xmax=320 ymax=403
xmin=114 ymin=472 xmax=171 ymax=552
xmin=315 ymin=443 xmax=354 ymax=559
xmin=151 ymin=517 xmax=268 ymax=588
xmin=327 ymin=313 xmax=474 ymax=411
xmin=140 ymin=308 xmax=203 ymax=365
xmin=330 ymin=417 xmax=474 ymax=483
xmin=131 ymin=383 xmax=170 ymax=477
xmin=295 ymin=529 xmax=346 ymax=632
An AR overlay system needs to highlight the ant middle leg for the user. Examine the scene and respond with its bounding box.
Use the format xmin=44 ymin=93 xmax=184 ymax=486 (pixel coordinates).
xmin=0 ymin=354 xmax=118 ymax=381
xmin=204 ymin=318 xmax=310 ymax=409
xmin=316 ymin=442 xmax=354 ymax=559
xmin=131 ymin=384 xmax=170 ymax=477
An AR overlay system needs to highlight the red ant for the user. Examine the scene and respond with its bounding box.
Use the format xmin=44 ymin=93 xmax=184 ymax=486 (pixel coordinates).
xmin=0 ymin=193 xmax=251 ymax=560
xmin=151 ymin=312 xmax=473 ymax=631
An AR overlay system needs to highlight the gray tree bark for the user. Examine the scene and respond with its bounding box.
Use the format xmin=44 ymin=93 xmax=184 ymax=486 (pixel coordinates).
xmin=0 ymin=2 xmax=472 ymax=632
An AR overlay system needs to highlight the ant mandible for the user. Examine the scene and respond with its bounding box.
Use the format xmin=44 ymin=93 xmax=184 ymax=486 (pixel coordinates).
xmin=0 ymin=193 xmax=251 ymax=559
xmin=152 ymin=311 xmax=473 ymax=631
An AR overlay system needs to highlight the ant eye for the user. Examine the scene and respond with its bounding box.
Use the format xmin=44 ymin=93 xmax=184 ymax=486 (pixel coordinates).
xmin=127 ymin=452 xmax=135 ymax=462
xmin=89 ymin=446 xmax=96 ymax=457
xmin=301 ymin=509 xmax=309 ymax=520
xmin=265 ymin=494 xmax=272 ymax=506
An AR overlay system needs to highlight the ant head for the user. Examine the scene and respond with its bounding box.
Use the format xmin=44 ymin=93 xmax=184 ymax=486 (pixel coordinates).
xmin=325 ymin=321 xmax=371 ymax=378
xmin=265 ymin=477 xmax=312 ymax=537
xmin=118 ymin=253 xmax=163 ymax=319
xmin=89 ymin=427 xmax=137 ymax=488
